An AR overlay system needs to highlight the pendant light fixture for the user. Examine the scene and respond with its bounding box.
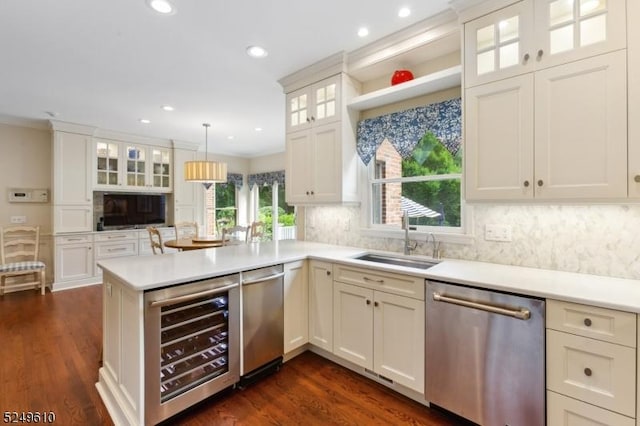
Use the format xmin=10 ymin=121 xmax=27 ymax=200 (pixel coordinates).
xmin=184 ymin=123 xmax=227 ymax=190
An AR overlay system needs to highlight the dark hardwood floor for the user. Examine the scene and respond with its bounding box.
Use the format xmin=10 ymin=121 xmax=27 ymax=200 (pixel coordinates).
xmin=0 ymin=286 xmax=459 ymax=425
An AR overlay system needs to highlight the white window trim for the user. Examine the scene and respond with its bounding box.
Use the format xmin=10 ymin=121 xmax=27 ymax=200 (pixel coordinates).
xmin=358 ymin=161 xmax=476 ymax=245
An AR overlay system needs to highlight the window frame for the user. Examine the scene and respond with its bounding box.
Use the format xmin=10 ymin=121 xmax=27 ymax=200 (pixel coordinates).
xmin=205 ymin=183 xmax=238 ymax=236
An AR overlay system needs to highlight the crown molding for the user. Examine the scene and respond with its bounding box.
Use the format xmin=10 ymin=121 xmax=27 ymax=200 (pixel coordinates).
xmin=0 ymin=114 xmax=49 ymax=131
xmin=277 ymin=51 xmax=348 ymax=93
xmin=49 ymin=120 xmax=96 ymax=135
xmin=450 ymin=0 xmax=520 ymax=23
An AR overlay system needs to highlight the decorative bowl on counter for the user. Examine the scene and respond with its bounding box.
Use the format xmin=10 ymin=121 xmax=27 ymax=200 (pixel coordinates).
xmin=391 ymin=69 xmax=414 ymax=85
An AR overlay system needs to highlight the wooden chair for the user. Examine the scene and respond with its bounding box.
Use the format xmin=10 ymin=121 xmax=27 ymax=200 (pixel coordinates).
xmin=0 ymin=226 xmax=46 ymax=296
xmin=175 ymin=222 xmax=199 ymax=239
xmin=222 ymin=225 xmax=249 ymax=246
xmin=248 ymin=221 xmax=266 ymax=242
xmin=146 ymin=226 xmax=164 ymax=255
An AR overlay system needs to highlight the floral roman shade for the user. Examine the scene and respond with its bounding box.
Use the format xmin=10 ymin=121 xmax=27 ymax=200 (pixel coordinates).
xmin=248 ymin=170 xmax=285 ymax=188
xmin=217 ymin=172 xmax=244 ymax=189
xmin=356 ymin=97 xmax=462 ymax=165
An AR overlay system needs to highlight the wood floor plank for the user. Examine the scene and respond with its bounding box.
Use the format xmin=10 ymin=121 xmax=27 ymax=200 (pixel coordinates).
xmin=0 ymin=285 xmax=459 ymax=426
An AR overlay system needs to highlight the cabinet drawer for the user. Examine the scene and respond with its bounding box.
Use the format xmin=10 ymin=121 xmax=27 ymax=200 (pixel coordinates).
xmin=547 ymin=299 xmax=636 ymax=347
xmin=56 ymin=234 xmax=93 ymax=245
xmin=547 ymin=329 xmax=636 ymax=417
xmin=333 ymin=264 xmax=424 ymax=300
xmin=94 ymin=241 xmax=138 ymax=259
xmin=95 ymin=231 xmax=138 ymax=242
xmin=547 ymin=391 xmax=635 ymax=426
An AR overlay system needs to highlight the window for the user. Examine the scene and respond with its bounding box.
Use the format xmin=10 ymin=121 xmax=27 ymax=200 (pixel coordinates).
xmin=358 ymin=98 xmax=463 ymax=233
xmin=205 ymin=182 xmax=237 ymax=235
xmin=371 ymin=133 xmax=462 ymax=230
xmin=249 ymin=171 xmax=296 ymax=241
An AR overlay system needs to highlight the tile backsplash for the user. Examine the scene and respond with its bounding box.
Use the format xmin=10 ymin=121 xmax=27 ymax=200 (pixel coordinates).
xmin=304 ymin=204 xmax=640 ymax=280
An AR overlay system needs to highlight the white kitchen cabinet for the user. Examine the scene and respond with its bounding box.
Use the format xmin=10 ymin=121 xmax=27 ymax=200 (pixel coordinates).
xmin=54 ymin=234 xmax=94 ymax=284
xmin=466 ymin=50 xmax=627 ymax=200
xmin=286 ymin=122 xmax=342 ymax=204
xmin=94 ymin=139 xmax=172 ymax=192
xmin=332 ymin=265 xmax=425 ymax=393
xmin=464 ymin=0 xmax=626 ymax=88
xmin=286 ymin=75 xmax=341 ymax=133
xmin=52 ymin=131 xmax=93 ymax=233
xmin=172 ymin=147 xmax=198 ymax=223
xmin=93 ymin=231 xmax=138 ymax=278
xmin=628 ymin=0 xmax=640 ymax=198
xmin=308 ymin=260 xmax=333 ymax=352
xmin=546 ymin=299 xmax=638 ymax=424
xmin=284 ymin=261 xmax=309 ymax=354
xmin=283 ymin=72 xmax=359 ymax=205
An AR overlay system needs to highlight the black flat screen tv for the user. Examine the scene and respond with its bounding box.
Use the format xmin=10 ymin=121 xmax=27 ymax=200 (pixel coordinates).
xmin=103 ymin=193 xmax=166 ymax=227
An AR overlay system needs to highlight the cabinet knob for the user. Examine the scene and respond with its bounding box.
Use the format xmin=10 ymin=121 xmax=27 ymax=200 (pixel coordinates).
xmin=537 ymin=180 xmax=544 ymax=187
xmin=523 ymin=53 xmax=530 ymax=62
xmin=310 ymin=191 xmax=314 ymax=195
xmin=374 ymin=301 xmax=379 ymax=307
xmin=311 ymin=116 xmax=316 ymax=122
xmin=584 ymin=367 xmax=592 ymax=377
xmin=537 ymin=49 xmax=544 ymax=59
xmin=326 ymin=270 xmax=331 ymax=276
xmin=634 ymin=175 xmax=640 ymax=183
xmin=306 ymin=191 xmax=310 ymax=195
xmin=306 ymin=117 xmax=311 ymax=123
xmin=584 ymin=318 xmax=592 ymax=327
xmin=523 ymin=180 xmax=530 ymax=187
xmin=366 ymin=299 xmax=371 ymax=305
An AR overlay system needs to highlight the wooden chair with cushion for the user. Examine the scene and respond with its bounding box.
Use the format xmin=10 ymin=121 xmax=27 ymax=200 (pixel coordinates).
xmin=248 ymin=221 xmax=266 ymax=242
xmin=146 ymin=226 xmax=164 ymax=255
xmin=222 ymin=225 xmax=249 ymax=246
xmin=0 ymin=226 xmax=46 ymax=296
xmin=174 ymin=222 xmax=199 ymax=239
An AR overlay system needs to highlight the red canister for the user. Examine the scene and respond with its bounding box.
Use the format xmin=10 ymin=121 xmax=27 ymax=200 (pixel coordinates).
xmin=391 ymin=69 xmax=414 ymax=85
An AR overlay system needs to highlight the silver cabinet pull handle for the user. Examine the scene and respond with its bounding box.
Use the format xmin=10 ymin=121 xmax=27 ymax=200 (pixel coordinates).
xmin=432 ymin=292 xmax=531 ymax=320
xmin=149 ymin=283 xmax=239 ymax=308
xmin=363 ymin=276 xmax=384 ymax=284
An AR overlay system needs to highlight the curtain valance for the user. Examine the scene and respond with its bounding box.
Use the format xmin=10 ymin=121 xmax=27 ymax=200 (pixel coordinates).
xmin=356 ymin=97 xmax=462 ymax=165
xmin=217 ymin=172 xmax=244 ymax=189
xmin=248 ymin=170 xmax=285 ymax=188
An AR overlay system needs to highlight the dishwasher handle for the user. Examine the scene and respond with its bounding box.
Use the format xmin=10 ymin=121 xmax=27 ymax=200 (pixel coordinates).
xmin=242 ymin=271 xmax=285 ymax=286
xmin=149 ymin=283 xmax=239 ymax=308
xmin=432 ymin=292 xmax=531 ymax=320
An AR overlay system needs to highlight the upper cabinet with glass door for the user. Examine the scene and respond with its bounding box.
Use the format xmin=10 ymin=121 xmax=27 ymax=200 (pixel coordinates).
xmin=286 ymin=74 xmax=341 ymax=133
xmin=465 ymin=0 xmax=625 ymax=88
xmin=94 ymin=139 xmax=172 ymax=192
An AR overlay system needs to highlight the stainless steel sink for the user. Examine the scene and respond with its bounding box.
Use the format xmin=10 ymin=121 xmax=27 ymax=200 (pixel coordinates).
xmin=354 ymin=253 xmax=438 ymax=270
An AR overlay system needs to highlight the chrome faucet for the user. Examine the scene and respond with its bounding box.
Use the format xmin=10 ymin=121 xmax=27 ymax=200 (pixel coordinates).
xmin=427 ymin=233 xmax=441 ymax=259
xmin=401 ymin=210 xmax=418 ymax=255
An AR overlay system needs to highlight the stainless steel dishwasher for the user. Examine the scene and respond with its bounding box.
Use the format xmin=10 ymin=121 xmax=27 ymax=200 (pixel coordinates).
xmin=425 ymin=280 xmax=545 ymax=426
xmin=240 ymin=264 xmax=285 ymax=385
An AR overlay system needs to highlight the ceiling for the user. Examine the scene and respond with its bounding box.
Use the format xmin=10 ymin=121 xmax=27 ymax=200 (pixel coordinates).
xmin=0 ymin=0 xmax=454 ymax=157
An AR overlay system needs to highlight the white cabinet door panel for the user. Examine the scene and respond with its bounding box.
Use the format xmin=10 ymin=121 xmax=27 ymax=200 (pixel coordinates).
xmin=333 ymin=282 xmax=373 ymax=369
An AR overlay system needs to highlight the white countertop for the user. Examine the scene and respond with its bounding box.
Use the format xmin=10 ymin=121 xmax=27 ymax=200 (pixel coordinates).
xmin=98 ymin=240 xmax=640 ymax=313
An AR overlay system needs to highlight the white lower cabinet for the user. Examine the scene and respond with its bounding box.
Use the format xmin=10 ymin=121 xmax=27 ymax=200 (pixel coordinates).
xmin=546 ymin=299 xmax=637 ymax=425
xmin=284 ymin=261 xmax=309 ymax=354
xmin=54 ymin=234 xmax=94 ymax=283
xmin=332 ymin=265 xmax=424 ymax=393
xmin=548 ymin=391 xmax=635 ymax=426
xmin=308 ymin=260 xmax=334 ymax=351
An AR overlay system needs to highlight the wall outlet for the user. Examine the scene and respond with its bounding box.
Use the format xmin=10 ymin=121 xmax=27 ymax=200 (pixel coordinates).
xmin=485 ymin=224 xmax=512 ymax=242
xmin=10 ymin=215 xmax=26 ymax=224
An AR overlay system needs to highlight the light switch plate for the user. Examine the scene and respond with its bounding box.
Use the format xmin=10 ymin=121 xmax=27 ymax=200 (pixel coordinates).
xmin=10 ymin=215 xmax=26 ymax=224
xmin=485 ymin=224 xmax=512 ymax=242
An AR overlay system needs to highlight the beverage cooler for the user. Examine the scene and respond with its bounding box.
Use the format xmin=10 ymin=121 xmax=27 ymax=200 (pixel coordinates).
xmin=143 ymin=273 xmax=240 ymax=425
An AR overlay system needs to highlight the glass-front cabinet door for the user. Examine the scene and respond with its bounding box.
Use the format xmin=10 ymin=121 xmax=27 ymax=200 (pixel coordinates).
xmin=464 ymin=0 xmax=534 ymax=87
xmin=96 ymin=139 xmax=121 ymax=187
xmin=151 ymin=147 xmax=171 ymax=189
xmin=534 ymin=0 xmax=626 ymax=70
xmin=126 ymin=144 xmax=147 ymax=188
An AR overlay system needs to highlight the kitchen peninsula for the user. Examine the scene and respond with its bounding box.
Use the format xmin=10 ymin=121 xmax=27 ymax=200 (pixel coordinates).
xmin=97 ymin=240 xmax=640 ymax=426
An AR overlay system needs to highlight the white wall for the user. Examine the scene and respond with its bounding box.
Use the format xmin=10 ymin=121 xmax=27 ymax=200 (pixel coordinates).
xmin=249 ymin=152 xmax=285 ymax=173
xmin=0 ymin=122 xmax=52 ymax=231
xmin=304 ymin=203 xmax=640 ymax=280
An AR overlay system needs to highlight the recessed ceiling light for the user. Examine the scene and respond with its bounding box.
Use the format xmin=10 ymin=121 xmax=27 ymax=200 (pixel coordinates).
xmin=357 ymin=27 xmax=369 ymax=37
xmin=398 ymin=7 xmax=411 ymax=18
xmin=161 ymin=105 xmax=174 ymax=111
xmin=146 ymin=0 xmax=175 ymax=15
xmin=246 ymin=45 xmax=268 ymax=58
xmin=227 ymin=136 xmax=234 ymax=140
xmin=139 ymin=119 xmax=151 ymax=124
xmin=255 ymin=127 xmax=263 ymax=132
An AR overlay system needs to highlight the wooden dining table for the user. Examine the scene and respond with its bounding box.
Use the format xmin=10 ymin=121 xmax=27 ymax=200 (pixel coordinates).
xmin=164 ymin=236 xmax=227 ymax=251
